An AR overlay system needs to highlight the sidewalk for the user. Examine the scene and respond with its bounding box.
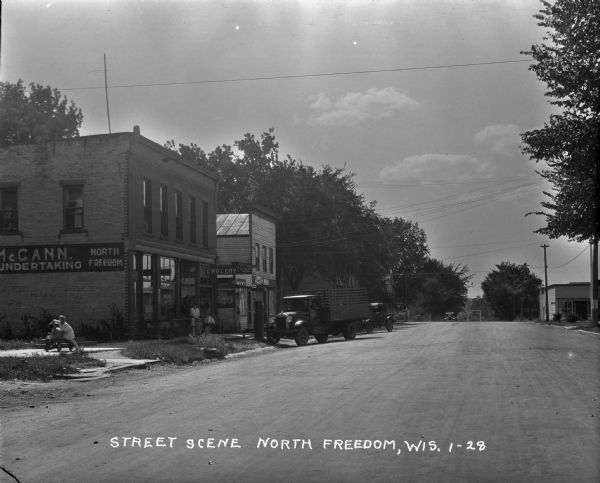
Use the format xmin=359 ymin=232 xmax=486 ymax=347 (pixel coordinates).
xmin=0 ymin=345 xmax=160 ymax=381
xmin=536 ymin=320 xmax=600 ymax=335
xmin=0 ymin=333 xmax=267 ymax=381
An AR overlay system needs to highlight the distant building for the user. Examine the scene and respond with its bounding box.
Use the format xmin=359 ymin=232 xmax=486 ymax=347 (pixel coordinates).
xmin=539 ymin=282 xmax=599 ymax=321
xmin=0 ymin=127 xmax=218 ymax=337
xmin=216 ymin=208 xmax=277 ymax=333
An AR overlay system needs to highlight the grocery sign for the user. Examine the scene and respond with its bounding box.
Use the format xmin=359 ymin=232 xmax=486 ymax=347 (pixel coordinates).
xmin=0 ymin=243 xmax=125 ymax=274
xmin=214 ymin=263 xmax=253 ymax=278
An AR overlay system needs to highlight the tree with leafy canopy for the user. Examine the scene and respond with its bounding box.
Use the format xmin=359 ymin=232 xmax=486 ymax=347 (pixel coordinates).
xmin=482 ymin=262 xmax=543 ymax=321
xmin=166 ymin=130 xmax=468 ymax=305
xmin=520 ymin=0 xmax=599 ymax=323
xmin=521 ymin=0 xmax=599 ymax=241
xmin=166 ymin=130 xmax=410 ymax=294
xmin=374 ymin=217 xmax=430 ymax=304
xmin=0 ymin=79 xmax=83 ymax=146
xmin=410 ymin=259 xmax=471 ymax=319
xmin=165 ymin=129 xmax=382 ymax=289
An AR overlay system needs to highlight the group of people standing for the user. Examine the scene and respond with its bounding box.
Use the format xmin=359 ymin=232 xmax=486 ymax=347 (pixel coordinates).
xmin=189 ymin=304 xmax=216 ymax=336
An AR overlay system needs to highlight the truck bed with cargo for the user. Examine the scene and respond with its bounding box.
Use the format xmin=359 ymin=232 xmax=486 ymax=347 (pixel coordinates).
xmin=266 ymin=287 xmax=369 ymax=346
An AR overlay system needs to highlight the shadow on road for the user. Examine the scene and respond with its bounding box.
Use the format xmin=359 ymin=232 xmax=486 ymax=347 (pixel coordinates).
xmin=270 ymin=333 xmax=399 ymax=349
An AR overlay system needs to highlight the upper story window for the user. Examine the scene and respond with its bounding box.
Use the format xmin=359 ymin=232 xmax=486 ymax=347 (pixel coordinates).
xmin=0 ymin=187 xmax=18 ymax=233
xmin=160 ymin=184 xmax=168 ymax=238
xmin=143 ymin=178 xmax=152 ymax=234
xmin=175 ymin=190 xmax=183 ymax=241
xmin=202 ymin=200 xmax=209 ymax=247
xmin=254 ymin=243 xmax=260 ymax=269
xmin=262 ymin=245 xmax=267 ymax=272
xmin=63 ymin=185 xmax=84 ymax=230
xmin=269 ymin=247 xmax=274 ymax=274
xmin=189 ymin=196 xmax=197 ymax=245
xmin=0 ymin=187 xmax=19 ymax=233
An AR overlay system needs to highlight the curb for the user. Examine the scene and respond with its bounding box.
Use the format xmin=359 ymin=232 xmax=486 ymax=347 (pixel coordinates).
xmin=39 ymin=344 xmax=274 ymax=382
xmin=575 ymin=329 xmax=600 ymax=336
xmin=538 ymin=322 xmax=600 ymax=336
xmin=55 ymin=359 xmax=161 ymax=381
xmin=103 ymin=360 xmax=162 ymax=372
xmin=224 ymin=346 xmax=276 ymax=359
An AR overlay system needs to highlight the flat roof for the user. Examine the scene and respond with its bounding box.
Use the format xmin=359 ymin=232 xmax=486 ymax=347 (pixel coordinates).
xmin=546 ymin=282 xmax=593 ymax=289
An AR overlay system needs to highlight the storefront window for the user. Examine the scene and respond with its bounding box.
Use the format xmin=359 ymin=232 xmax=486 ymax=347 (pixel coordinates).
xmin=218 ymin=288 xmax=236 ymax=331
xmin=238 ymin=289 xmax=247 ymax=317
xmin=198 ymin=263 xmax=212 ymax=285
xmin=159 ymin=257 xmax=176 ymax=320
xmin=132 ymin=253 xmax=139 ymax=323
xmin=199 ymin=289 xmax=211 ymax=314
xmin=142 ymin=254 xmax=153 ymax=321
xmin=218 ymin=289 xmax=235 ymax=309
xmin=180 ymin=261 xmax=197 ymax=317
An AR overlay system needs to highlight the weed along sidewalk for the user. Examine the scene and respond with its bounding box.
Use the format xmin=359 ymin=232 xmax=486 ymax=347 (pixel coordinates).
xmin=0 ymin=334 xmax=272 ymax=383
xmin=0 ymin=346 xmax=160 ymax=382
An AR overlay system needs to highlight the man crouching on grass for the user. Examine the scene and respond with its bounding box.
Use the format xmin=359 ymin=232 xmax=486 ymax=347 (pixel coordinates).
xmin=53 ymin=315 xmax=80 ymax=350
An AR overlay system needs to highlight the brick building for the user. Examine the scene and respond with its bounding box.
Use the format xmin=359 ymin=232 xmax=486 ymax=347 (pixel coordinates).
xmin=216 ymin=208 xmax=278 ymax=335
xmin=0 ymin=127 xmax=218 ymax=337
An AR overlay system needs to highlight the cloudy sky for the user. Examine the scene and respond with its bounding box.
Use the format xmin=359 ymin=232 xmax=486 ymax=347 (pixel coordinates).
xmin=1 ymin=0 xmax=593 ymax=297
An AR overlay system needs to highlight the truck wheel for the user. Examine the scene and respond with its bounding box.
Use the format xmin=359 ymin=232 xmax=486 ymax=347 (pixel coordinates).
xmin=364 ymin=320 xmax=374 ymax=333
xmin=315 ymin=334 xmax=328 ymax=344
xmin=385 ymin=319 xmax=394 ymax=332
xmin=294 ymin=328 xmax=310 ymax=346
xmin=266 ymin=332 xmax=280 ymax=345
xmin=342 ymin=323 xmax=357 ymax=340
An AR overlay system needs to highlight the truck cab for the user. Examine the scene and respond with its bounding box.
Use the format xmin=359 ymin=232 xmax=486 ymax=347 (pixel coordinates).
xmin=284 ymin=295 xmax=324 ymax=322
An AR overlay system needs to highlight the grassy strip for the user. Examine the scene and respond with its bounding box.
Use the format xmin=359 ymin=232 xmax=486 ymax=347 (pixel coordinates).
xmin=123 ymin=334 xmax=264 ymax=365
xmin=0 ymin=339 xmax=37 ymax=350
xmin=0 ymin=352 xmax=106 ymax=382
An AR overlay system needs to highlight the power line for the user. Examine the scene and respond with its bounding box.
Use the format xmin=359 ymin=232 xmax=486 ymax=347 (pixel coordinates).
xmin=59 ymin=59 xmax=533 ymax=92
xmin=441 ymin=241 xmax=543 ymax=261
xmin=430 ymin=238 xmax=543 ymax=250
xmin=275 ymin=182 xmax=539 ymax=249
xmin=549 ymin=245 xmax=588 ymax=269
xmin=376 ymin=181 xmax=539 ymax=221
xmin=374 ymin=178 xmax=541 ymax=216
xmin=416 ymin=186 xmax=539 ymax=223
xmin=361 ymin=174 xmax=538 ymax=188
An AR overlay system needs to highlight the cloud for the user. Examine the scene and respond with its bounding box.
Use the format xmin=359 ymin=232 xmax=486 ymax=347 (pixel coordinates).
xmin=473 ymin=124 xmax=522 ymax=156
xmin=378 ymin=154 xmax=490 ymax=184
xmin=308 ymin=87 xmax=419 ymax=126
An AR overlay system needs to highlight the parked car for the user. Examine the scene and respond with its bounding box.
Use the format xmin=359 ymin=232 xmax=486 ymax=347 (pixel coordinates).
xmin=363 ymin=302 xmax=394 ymax=333
xmin=443 ymin=312 xmax=457 ymax=321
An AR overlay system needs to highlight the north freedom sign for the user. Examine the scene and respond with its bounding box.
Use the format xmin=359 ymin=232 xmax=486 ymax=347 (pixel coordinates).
xmin=0 ymin=243 xmax=124 ymax=274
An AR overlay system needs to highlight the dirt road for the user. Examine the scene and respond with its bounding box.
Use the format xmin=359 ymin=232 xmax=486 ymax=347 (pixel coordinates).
xmin=2 ymin=322 xmax=599 ymax=482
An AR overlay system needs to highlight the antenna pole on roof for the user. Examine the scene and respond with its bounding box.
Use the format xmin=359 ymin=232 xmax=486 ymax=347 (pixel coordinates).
xmin=104 ymin=53 xmax=112 ymax=134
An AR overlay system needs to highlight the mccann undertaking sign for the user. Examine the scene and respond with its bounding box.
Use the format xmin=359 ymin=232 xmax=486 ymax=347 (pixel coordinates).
xmin=0 ymin=243 xmax=124 ymax=274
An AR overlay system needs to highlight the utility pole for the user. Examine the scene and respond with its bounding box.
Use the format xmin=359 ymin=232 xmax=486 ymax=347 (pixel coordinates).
xmin=541 ymin=244 xmax=550 ymax=322
xmin=104 ymin=53 xmax=112 ymax=134
xmin=590 ymin=240 xmax=598 ymax=326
